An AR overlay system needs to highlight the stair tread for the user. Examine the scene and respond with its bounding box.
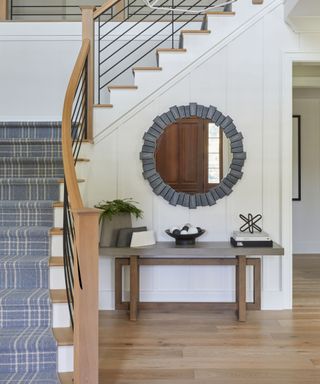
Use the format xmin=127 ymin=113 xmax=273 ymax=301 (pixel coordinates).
xmin=50 ymin=289 xmax=67 ymax=303
xmin=58 ymin=178 xmax=84 ymax=183
xmin=50 ymin=228 xmax=63 ymax=235
xmin=59 ymin=372 xmax=74 ymax=384
xmin=0 ymin=139 xmax=61 ymax=144
xmin=0 ymin=200 xmax=55 ymax=208
xmin=0 ymin=288 xmax=50 ymax=305
xmin=0 ymin=327 xmax=57 ymax=352
xmin=0 ymin=122 xmax=62 ymax=128
xmin=0 ymin=157 xmax=62 ymax=162
xmin=0 ymin=226 xmax=51 ymax=236
xmin=93 ymin=103 xmax=113 ymax=108
xmin=0 ymin=254 xmax=49 ymax=265
xmin=49 ymin=256 xmax=64 ymax=267
xmin=133 ymin=66 xmax=162 ymax=71
xmin=0 ymin=371 xmax=60 ymax=383
xmin=108 ymin=85 xmax=138 ymax=90
xmin=0 ymin=177 xmax=61 ymax=184
xmin=53 ymin=202 xmax=63 ymax=207
xmin=206 ymin=11 xmax=235 ymax=15
xmin=181 ymin=29 xmax=211 ymax=34
xmin=53 ymin=327 xmax=73 ymax=346
xmin=157 ymin=48 xmax=187 ymax=53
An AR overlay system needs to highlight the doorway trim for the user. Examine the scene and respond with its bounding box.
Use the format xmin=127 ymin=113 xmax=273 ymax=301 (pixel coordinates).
xmin=282 ymin=52 xmax=320 ymax=309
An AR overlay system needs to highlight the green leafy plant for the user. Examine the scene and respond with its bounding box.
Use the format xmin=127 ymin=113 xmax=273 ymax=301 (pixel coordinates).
xmin=95 ymin=198 xmax=143 ymax=223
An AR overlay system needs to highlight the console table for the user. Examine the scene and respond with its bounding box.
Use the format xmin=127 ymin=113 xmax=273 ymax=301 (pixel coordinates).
xmin=101 ymin=242 xmax=284 ymax=322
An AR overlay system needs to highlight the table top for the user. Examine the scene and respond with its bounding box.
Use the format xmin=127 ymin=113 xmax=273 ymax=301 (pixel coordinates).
xmin=100 ymin=241 xmax=284 ymax=257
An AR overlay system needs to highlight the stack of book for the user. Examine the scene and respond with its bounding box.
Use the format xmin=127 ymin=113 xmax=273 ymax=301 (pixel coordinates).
xmin=230 ymin=231 xmax=273 ymax=247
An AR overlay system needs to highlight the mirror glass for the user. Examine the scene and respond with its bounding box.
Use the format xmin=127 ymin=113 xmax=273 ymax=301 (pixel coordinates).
xmin=155 ymin=117 xmax=230 ymax=194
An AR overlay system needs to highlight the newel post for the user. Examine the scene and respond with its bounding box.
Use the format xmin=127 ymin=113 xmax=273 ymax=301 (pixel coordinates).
xmin=81 ymin=6 xmax=95 ymax=141
xmin=0 ymin=0 xmax=8 ymax=20
xmin=73 ymin=208 xmax=100 ymax=384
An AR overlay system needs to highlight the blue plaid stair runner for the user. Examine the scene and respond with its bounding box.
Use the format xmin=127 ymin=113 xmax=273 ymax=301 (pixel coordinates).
xmin=0 ymin=122 xmax=62 ymax=383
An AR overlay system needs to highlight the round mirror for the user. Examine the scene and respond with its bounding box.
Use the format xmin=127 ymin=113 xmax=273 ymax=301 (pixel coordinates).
xmin=140 ymin=103 xmax=246 ymax=208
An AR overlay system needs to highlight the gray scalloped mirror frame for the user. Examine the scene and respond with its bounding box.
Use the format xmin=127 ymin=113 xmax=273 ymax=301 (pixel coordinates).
xmin=140 ymin=103 xmax=246 ymax=209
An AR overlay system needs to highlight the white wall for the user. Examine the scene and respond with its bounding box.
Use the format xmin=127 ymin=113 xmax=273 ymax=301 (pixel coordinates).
xmin=2 ymin=1 xmax=320 ymax=311
xmin=0 ymin=22 xmax=184 ymax=118
xmin=90 ymin=2 xmax=305 ymax=311
xmin=293 ymin=88 xmax=320 ymax=253
xmin=0 ymin=23 xmax=82 ymax=120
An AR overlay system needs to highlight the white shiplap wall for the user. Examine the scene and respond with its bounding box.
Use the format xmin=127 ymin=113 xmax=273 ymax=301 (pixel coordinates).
xmin=1 ymin=1 xmax=320 ymax=311
xmin=91 ymin=3 xmax=309 ymax=311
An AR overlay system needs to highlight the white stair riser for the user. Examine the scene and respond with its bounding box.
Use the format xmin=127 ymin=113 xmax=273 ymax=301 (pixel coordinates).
xmin=51 ymin=234 xmax=63 ymax=257
xmin=59 ymin=182 xmax=86 ymax=202
xmin=54 ymin=206 xmax=63 ymax=227
xmin=205 ymin=14 xmax=235 ymax=34
xmin=108 ymin=89 xmax=139 ymax=106
xmin=133 ymin=68 xmax=176 ymax=92
xmin=157 ymin=52 xmax=189 ymax=69
xmin=180 ymin=34 xmax=213 ymax=55
xmin=75 ymin=161 xmax=89 ymax=179
xmin=59 ymin=184 xmax=64 ymax=202
xmin=58 ymin=345 xmax=74 ymax=373
xmin=53 ymin=303 xmax=71 ymax=328
xmin=50 ymin=266 xmax=65 ymax=289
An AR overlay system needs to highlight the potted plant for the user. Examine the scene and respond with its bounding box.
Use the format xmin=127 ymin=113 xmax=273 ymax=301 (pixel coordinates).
xmin=95 ymin=198 xmax=143 ymax=247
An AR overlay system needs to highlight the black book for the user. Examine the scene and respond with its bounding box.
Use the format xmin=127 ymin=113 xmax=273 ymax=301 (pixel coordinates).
xmin=230 ymin=237 xmax=273 ymax=248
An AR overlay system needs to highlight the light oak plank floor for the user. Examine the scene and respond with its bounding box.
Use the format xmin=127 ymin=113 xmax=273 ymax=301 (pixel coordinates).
xmin=99 ymin=255 xmax=320 ymax=383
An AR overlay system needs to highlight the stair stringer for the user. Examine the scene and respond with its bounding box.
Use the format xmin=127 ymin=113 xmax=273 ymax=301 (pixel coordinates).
xmin=93 ymin=0 xmax=284 ymax=141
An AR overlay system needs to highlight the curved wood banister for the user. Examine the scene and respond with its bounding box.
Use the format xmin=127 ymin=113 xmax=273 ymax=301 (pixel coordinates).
xmin=62 ymin=38 xmax=89 ymax=210
xmin=61 ymin=36 xmax=99 ymax=384
xmin=0 ymin=0 xmax=8 ymax=20
xmin=93 ymin=0 xmax=120 ymax=19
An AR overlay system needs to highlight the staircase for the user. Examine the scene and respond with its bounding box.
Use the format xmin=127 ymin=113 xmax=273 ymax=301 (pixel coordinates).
xmin=0 ymin=122 xmax=72 ymax=383
xmin=0 ymin=0 xmax=269 ymax=382
xmin=92 ymin=0 xmax=270 ymax=138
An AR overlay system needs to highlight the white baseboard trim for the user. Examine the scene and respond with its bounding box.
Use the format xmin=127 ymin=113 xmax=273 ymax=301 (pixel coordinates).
xmin=261 ymin=290 xmax=288 ymax=310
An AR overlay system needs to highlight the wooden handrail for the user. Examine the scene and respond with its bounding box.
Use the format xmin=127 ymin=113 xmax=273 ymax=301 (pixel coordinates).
xmin=0 ymin=0 xmax=8 ymax=20
xmin=61 ymin=38 xmax=99 ymax=384
xmin=62 ymin=38 xmax=89 ymax=210
xmin=93 ymin=0 xmax=120 ymax=19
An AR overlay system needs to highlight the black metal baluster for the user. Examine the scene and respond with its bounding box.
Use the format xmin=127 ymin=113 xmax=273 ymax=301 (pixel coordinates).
xmin=171 ymin=0 xmax=174 ymax=49
xmin=98 ymin=16 xmax=101 ymax=105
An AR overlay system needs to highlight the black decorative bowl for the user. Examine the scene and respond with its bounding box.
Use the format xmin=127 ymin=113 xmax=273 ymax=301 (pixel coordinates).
xmin=165 ymin=228 xmax=205 ymax=246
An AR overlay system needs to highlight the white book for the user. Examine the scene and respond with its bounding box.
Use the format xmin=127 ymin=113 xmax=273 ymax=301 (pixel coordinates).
xmin=232 ymin=231 xmax=271 ymax=241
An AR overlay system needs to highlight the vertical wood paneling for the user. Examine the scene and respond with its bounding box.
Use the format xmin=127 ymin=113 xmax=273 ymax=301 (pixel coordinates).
xmin=93 ymin=9 xmax=292 ymax=310
xmin=225 ymin=22 xmax=264 ymax=238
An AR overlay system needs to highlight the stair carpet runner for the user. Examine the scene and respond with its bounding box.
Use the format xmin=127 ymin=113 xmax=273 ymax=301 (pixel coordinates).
xmin=0 ymin=122 xmax=63 ymax=383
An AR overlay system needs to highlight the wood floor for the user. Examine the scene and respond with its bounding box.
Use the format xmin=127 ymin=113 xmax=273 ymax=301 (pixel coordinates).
xmin=99 ymin=255 xmax=320 ymax=383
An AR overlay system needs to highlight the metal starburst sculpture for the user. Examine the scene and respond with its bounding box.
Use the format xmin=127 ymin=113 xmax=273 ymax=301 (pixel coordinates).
xmin=239 ymin=213 xmax=262 ymax=233
xmin=142 ymin=0 xmax=237 ymax=15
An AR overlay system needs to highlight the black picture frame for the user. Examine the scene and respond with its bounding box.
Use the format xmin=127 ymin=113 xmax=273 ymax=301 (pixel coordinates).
xmin=292 ymin=115 xmax=301 ymax=201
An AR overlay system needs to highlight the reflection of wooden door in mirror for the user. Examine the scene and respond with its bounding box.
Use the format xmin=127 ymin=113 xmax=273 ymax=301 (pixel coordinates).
xmin=155 ymin=118 xmax=205 ymax=193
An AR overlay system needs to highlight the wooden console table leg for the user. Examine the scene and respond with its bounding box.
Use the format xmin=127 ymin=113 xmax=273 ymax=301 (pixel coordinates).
xmin=254 ymin=258 xmax=261 ymax=309
xmin=130 ymin=255 xmax=139 ymax=321
xmin=115 ymin=258 xmax=122 ymax=310
xmin=237 ymin=255 xmax=246 ymax=321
